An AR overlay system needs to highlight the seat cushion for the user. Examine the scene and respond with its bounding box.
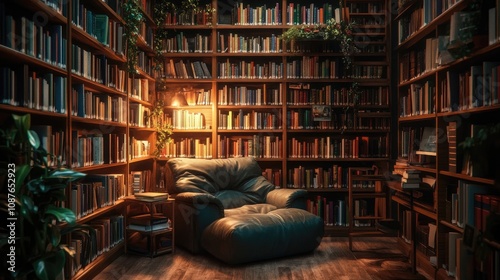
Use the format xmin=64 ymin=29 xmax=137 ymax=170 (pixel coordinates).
xmin=201 ymin=208 xmax=324 ymax=264
xmin=224 ymin=203 xmax=277 ymax=217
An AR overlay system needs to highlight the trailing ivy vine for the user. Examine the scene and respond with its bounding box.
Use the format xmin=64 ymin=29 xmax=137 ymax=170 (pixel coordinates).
xmin=123 ymin=0 xmax=143 ymax=73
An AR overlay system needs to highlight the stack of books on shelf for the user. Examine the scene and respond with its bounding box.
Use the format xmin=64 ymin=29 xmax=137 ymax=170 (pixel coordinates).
xmin=128 ymin=214 xmax=170 ymax=232
xmin=134 ymin=192 xmax=169 ymax=202
xmin=401 ymin=169 xmax=421 ymax=189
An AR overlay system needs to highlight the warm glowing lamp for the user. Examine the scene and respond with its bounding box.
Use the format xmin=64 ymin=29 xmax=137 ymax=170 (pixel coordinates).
xmin=170 ymin=91 xmax=188 ymax=107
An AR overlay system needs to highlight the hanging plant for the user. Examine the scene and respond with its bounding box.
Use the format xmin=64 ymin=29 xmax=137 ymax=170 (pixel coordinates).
xmin=123 ymin=0 xmax=144 ymax=74
xmin=282 ymin=18 xmax=358 ymax=69
xmin=147 ymin=100 xmax=173 ymax=157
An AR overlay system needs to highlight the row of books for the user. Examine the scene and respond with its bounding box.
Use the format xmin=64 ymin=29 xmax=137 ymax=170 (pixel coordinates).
xmin=1 ymin=12 xmax=67 ymax=69
xmin=288 ymin=136 xmax=389 ymax=159
xmin=69 ymin=215 xmax=124 ymax=277
xmin=130 ymin=170 xmax=152 ymax=194
xmin=181 ymin=88 xmax=212 ymax=106
xmin=287 ymin=85 xmax=389 ymax=107
xmin=351 ymin=65 xmax=385 ymax=79
xmin=353 ymin=199 xmax=375 ymax=227
xmin=348 ymin=2 xmax=383 ymax=14
xmin=71 ymin=45 xmax=126 ymax=86
xmin=399 ymin=80 xmax=436 ymax=117
xmin=287 ymin=109 xmax=389 ymax=130
xmin=71 ymin=131 xmax=126 ymax=168
xmin=161 ymin=8 xmax=212 ymax=26
xmin=129 ymin=137 xmax=151 ymax=159
xmin=231 ymin=2 xmax=282 ymax=25
xmin=128 ymin=77 xmax=151 ymax=102
xmin=72 ymin=4 xmax=123 ymax=52
xmin=218 ymin=110 xmax=282 ymax=130
xmin=440 ymin=64 xmax=500 ymax=113
xmin=168 ymin=109 xmax=207 ymax=130
xmin=71 ymin=84 xmax=127 ymax=123
xmin=129 ymin=103 xmax=151 ymax=128
xmin=355 ymin=114 xmax=391 ymax=130
xmin=160 ymin=137 xmax=213 ymax=159
xmin=138 ymin=22 xmax=153 ymax=49
xmin=217 ymin=85 xmax=282 ymax=106
xmin=137 ymin=51 xmax=154 ymax=76
xmin=159 ymin=32 xmax=212 ymax=53
xmin=286 ymin=57 xmax=340 ymax=79
xmin=307 ymin=196 xmax=348 ymax=227
xmin=1 ymin=66 xmax=67 ymax=113
xmin=286 ymin=3 xmax=341 ymax=25
xmin=397 ymin=10 xmax=420 ymax=45
xmin=70 ymin=174 xmax=125 ymax=219
xmin=162 ymin=59 xmax=212 ymax=79
xmin=262 ymin=168 xmax=282 ymax=188
xmin=41 ymin=0 xmax=68 ymax=16
xmin=488 ymin=4 xmax=500 ymax=45
xmin=128 ymin=214 xmax=171 ymax=232
xmin=218 ymin=60 xmax=283 ymax=79
xmin=31 ymin=125 xmax=66 ymax=166
xmin=217 ymin=135 xmax=282 ymax=159
xmin=289 ymin=165 xmax=348 ymax=189
xmin=218 ymin=32 xmax=282 ymax=53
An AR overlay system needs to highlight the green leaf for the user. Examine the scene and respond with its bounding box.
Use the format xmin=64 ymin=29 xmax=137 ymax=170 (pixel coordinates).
xmin=45 ymin=205 xmax=76 ymax=224
xmin=28 ymin=129 xmax=40 ymax=149
xmin=15 ymin=164 xmax=31 ymax=195
xmin=20 ymin=195 xmax=36 ymax=225
xmin=12 ymin=114 xmax=30 ymax=136
xmin=33 ymin=250 xmax=66 ymax=280
xmin=48 ymin=223 xmax=61 ymax=247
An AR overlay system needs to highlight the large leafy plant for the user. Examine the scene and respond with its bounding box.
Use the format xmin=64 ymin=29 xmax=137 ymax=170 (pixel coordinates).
xmin=282 ymin=18 xmax=358 ymax=68
xmin=0 ymin=114 xmax=90 ymax=280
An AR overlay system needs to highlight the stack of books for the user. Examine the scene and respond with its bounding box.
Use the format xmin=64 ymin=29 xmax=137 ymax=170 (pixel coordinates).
xmin=134 ymin=192 xmax=169 ymax=202
xmin=401 ymin=169 xmax=421 ymax=189
xmin=128 ymin=214 xmax=170 ymax=232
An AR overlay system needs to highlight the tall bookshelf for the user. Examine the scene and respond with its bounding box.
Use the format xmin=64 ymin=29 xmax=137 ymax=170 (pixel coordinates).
xmin=154 ymin=0 xmax=391 ymax=236
xmin=392 ymin=0 xmax=500 ymax=278
xmin=0 ymin=0 xmax=152 ymax=278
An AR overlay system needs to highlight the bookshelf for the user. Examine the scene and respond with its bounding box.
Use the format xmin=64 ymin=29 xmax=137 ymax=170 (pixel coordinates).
xmin=154 ymin=0 xmax=391 ymax=236
xmin=0 ymin=0 xmax=156 ymax=278
xmin=392 ymin=0 xmax=500 ymax=278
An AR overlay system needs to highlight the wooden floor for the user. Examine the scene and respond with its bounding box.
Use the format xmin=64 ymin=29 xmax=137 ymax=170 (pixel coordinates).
xmin=94 ymin=237 xmax=432 ymax=280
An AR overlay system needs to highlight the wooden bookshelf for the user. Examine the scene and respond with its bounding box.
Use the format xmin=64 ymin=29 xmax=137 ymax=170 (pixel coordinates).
xmin=0 ymin=0 xmax=157 ymax=278
xmin=152 ymin=0 xmax=391 ymax=233
xmin=392 ymin=0 xmax=500 ymax=278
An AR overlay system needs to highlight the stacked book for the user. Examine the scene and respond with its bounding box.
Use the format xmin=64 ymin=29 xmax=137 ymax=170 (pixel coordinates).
xmin=401 ymin=169 xmax=421 ymax=189
xmin=134 ymin=192 xmax=169 ymax=202
xmin=128 ymin=214 xmax=170 ymax=232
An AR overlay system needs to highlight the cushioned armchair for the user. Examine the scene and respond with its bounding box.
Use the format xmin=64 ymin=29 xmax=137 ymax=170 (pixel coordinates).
xmin=166 ymin=157 xmax=311 ymax=254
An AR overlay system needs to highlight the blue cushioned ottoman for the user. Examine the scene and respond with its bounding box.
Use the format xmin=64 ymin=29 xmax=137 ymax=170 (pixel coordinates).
xmin=200 ymin=208 xmax=324 ymax=264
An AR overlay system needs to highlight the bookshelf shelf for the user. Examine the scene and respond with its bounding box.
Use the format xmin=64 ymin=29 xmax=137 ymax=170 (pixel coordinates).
xmin=0 ymin=45 xmax=68 ymax=74
xmin=393 ymin=2 xmax=500 ymax=277
xmin=438 ymin=171 xmax=496 ymax=186
xmin=439 ymin=220 xmax=463 ymax=233
xmin=76 ymin=200 xmax=126 ymax=225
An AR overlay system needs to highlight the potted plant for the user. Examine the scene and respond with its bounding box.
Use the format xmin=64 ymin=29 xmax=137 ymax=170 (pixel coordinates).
xmin=458 ymin=123 xmax=500 ymax=178
xmin=0 ymin=114 xmax=92 ymax=280
xmin=282 ymin=18 xmax=358 ymax=68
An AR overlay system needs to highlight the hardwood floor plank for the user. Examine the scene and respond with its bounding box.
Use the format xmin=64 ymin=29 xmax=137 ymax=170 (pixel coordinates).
xmin=94 ymin=237 xmax=431 ymax=280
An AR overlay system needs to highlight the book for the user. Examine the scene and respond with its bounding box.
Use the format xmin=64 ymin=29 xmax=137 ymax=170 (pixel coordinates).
xmin=134 ymin=192 xmax=169 ymax=201
xmin=129 ymin=214 xmax=168 ymax=226
xmin=418 ymin=127 xmax=436 ymax=153
xmin=128 ymin=223 xmax=169 ymax=232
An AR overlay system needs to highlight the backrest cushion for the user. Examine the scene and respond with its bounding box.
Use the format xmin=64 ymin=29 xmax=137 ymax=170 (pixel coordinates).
xmin=166 ymin=158 xmax=275 ymax=208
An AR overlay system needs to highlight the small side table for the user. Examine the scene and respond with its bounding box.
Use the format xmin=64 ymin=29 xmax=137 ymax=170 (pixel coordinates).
xmin=124 ymin=196 xmax=175 ymax=257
